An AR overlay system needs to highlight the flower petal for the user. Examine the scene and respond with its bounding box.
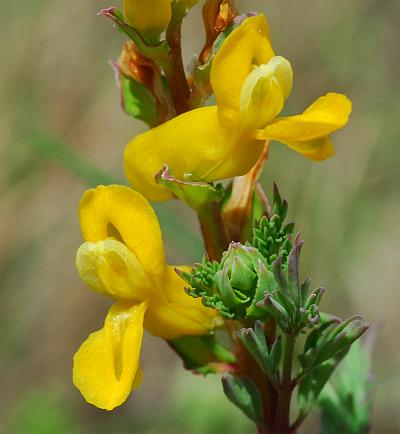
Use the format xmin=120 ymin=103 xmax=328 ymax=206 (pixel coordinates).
xmin=262 ymin=93 xmax=351 ymax=159
xmin=240 ymin=56 xmax=293 ymax=130
xmin=73 ymin=302 xmax=147 ymax=410
xmin=284 ymin=136 xmax=335 ymax=161
xmin=145 ymin=266 xmax=218 ymax=339
xmin=211 ymin=14 xmax=274 ymax=126
xmin=79 ymin=185 xmax=165 ymax=275
xmin=76 ymin=239 xmax=152 ymax=301
xmin=124 ymin=106 xmax=265 ymax=201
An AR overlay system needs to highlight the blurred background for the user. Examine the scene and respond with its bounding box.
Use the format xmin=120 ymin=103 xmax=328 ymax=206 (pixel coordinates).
xmin=1 ymin=0 xmax=399 ymax=433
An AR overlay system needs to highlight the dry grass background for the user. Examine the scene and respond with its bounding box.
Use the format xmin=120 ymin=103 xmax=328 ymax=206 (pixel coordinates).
xmin=0 ymin=0 xmax=399 ymax=433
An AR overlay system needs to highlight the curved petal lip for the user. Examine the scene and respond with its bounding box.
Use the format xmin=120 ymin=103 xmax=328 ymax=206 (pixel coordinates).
xmin=79 ymin=185 xmax=166 ymax=275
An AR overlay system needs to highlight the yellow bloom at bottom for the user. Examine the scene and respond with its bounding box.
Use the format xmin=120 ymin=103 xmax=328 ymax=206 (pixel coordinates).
xmin=73 ymin=185 xmax=217 ymax=410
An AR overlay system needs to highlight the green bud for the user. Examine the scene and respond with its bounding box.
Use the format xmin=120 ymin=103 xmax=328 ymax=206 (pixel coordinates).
xmin=186 ymin=242 xmax=276 ymax=319
xmin=214 ymin=243 xmax=269 ymax=315
xmin=221 ymin=243 xmax=259 ymax=291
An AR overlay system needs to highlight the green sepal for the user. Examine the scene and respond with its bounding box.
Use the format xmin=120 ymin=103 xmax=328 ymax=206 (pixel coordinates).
xmin=168 ymin=333 xmax=236 ymax=375
xmin=112 ymin=62 xmax=158 ymax=127
xmin=156 ymin=165 xmax=224 ymax=211
xmin=99 ymin=8 xmax=170 ymax=66
xmin=246 ymin=261 xmax=277 ymax=319
xmin=222 ymin=375 xmax=264 ymax=424
xmin=215 ymin=267 xmax=250 ymax=308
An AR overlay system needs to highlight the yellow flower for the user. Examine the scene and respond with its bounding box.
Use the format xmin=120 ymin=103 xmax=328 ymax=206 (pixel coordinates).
xmin=73 ymin=185 xmax=217 ymax=410
xmin=122 ymin=0 xmax=198 ymax=38
xmin=124 ymin=14 xmax=352 ymax=201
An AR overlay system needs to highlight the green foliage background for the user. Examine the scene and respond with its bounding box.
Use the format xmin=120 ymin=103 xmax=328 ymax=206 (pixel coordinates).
xmin=0 ymin=0 xmax=399 ymax=433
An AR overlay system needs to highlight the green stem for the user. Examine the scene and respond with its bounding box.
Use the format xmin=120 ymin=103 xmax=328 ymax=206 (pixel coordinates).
xmin=197 ymin=202 xmax=228 ymax=261
xmin=274 ymin=334 xmax=296 ymax=434
xmin=165 ymin=3 xmax=191 ymax=114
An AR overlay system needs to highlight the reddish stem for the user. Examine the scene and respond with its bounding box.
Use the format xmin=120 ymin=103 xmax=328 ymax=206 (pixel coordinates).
xmin=165 ymin=4 xmax=191 ymax=114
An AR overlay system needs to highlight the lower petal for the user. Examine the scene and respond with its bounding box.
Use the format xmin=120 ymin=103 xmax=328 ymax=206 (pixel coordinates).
xmin=284 ymin=136 xmax=335 ymax=161
xmin=124 ymin=106 xmax=264 ymax=202
xmin=73 ymin=302 xmax=147 ymax=410
xmin=264 ymin=93 xmax=352 ymax=142
xmin=144 ymin=266 xmax=218 ymax=339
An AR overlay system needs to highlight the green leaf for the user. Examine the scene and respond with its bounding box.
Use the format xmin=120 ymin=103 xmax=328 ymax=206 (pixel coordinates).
xmin=318 ymin=338 xmax=374 ymax=434
xmin=237 ymin=324 xmax=281 ymax=386
xmin=222 ymin=375 xmax=264 ymax=424
xmin=113 ymin=63 xmax=158 ymax=126
xmin=298 ymin=358 xmax=341 ymax=417
xmin=237 ymin=327 xmax=267 ymax=372
xmin=297 ymin=317 xmax=369 ymax=418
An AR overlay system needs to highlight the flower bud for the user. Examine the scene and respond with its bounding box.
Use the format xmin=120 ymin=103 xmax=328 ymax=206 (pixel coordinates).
xmin=123 ymin=0 xmax=172 ymax=39
xmin=122 ymin=0 xmax=199 ymax=40
xmin=215 ymin=243 xmax=265 ymax=310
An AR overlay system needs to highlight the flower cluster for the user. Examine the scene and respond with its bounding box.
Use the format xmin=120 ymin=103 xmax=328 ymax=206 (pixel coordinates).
xmin=72 ymin=3 xmax=366 ymax=431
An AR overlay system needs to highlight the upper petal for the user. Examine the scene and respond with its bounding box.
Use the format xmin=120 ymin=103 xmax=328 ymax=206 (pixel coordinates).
xmin=76 ymin=239 xmax=152 ymax=301
xmin=73 ymin=302 xmax=147 ymax=410
xmin=211 ymin=14 xmax=274 ymax=127
xmin=79 ymin=185 xmax=165 ymax=275
xmin=144 ymin=266 xmax=218 ymax=339
xmin=263 ymin=93 xmax=352 ymax=142
xmin=124 ymin=106 xmax=265 ymax=201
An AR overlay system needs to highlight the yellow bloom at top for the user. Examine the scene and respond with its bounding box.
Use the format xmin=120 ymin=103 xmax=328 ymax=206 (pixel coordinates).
xmin=124 ymin=14 xmax=352 ymax=201
xmin=73 ymin=185 xmax=217 ymax=410
xmin=123 ymin=0 xmax=198 ymax=39
xmin=123 ymin=0 xmax=172 ymax=37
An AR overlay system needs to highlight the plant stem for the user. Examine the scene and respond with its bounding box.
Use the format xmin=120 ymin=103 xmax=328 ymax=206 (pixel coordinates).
xmin=197 ymin=201 xmax=228 ymax=261
xmin=275 ymin=334 xmax=296 ymax=434
xmin=165 ymin=3 xmax=191 ymax=114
